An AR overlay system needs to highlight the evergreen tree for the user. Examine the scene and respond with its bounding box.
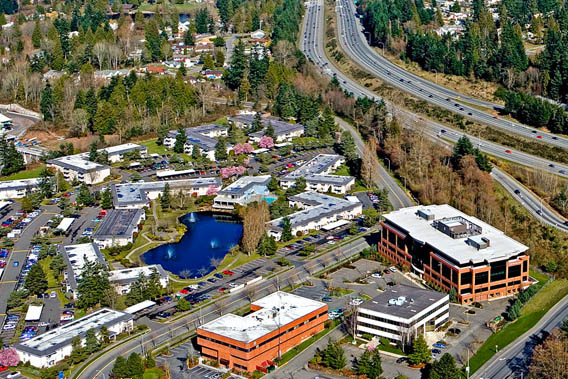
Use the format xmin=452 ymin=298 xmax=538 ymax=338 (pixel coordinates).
xmin=145 ymin=19 xmax=162 ymax=61
xmin=32 ymin=19 xmax=42 ymax=48
xmin=268 ymin=175 xmax=279 ymax=191
xmin=191 ymin=144 xmax=200 ymax=160
xmin=408 ymin=335 xmax=431 ymax=365
xmin=156 ymin=124 xmax=169 ymax=145
xmin=37 ymin=168 xmax=54 ymax=198
xmin=184 ymin=30 xmax=194 ymax=46
xmin=101 ymin=189 xmax=113 ymax=209
xmin=356 ymin=350 xmax=372 ymax=376
xmin=126 ymin=352 xmax=145 ymax=377
xmin=257 ymin=233 xmax=277 ymax=256
xmin=21 ymin=197 xmax=33 ymax=212
xmin=369 ymin=349 xmax=383 ymax=378
xmin=173 ymin=125 xmax=186 ymax=153
xmin=77 ymin=183 xmax=94 ymax=206
xmin=338 ymin=131 xmax=357 ymax=162
xmin=76 ymin=259 xmax=111 ymax=309
xmin=70 ymin=335 xmax=86 ymax=364
xmin=265 ymin=122 xmax=275 ymax=138
xmin=215 ymin=137 xmax=228 ymax=160
xmin=322 ymin=341 xmax=346 ymax=370
xmin=430 ymin=353 xmax=459 ymax=379
xmin=161 ymin=183 xmax=171 ymax=209
xmin=281 ymin=217 xmax=292 ymax=242
xmin=223 ymin=39 xmax=248 ymax=90
xmin=112 ymin=356 xmax=129 ymax=378
xmin=195 ymin=9 xmax=210 ymax=33
xmin=24 ymin=263 xmax=48 ymax=296
xmin=89 ymin=140 xmax=98 ymax=161
xmin=40 ymin=83 xmax=55 ymax=121
xmin=85 ymin=328 xmax=100 ymax=354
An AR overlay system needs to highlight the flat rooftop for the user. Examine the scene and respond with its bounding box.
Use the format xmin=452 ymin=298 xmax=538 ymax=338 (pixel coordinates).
xmin=100 ymin=143 xmax=147 ymax=156
xmin=47 ymin=154 xmax=109 ymax=173
xmin=63 ymin=243 xmax=107 ymax=289
xmin=16 ymin=308 xmax=132 ymax=356
xmin=283 ymin=154 xmax=353 ymax=186
xmin=0 ymin=178 xmax=40 ymax=191
xmin=217 ymin=175 xmax=271 ymax=197
xmin=229 ymin=115 xmax=305 ymax=138
xmin=113 ymin=177 xmax=222 ymax=207
xmin=167 ymin=124 xmax=228 ymax=151
xmin=92 ymin=209 xmax=144 ymax=239
xmin=359 ymin=284 xmax=448 ymax=320
xmin=383 ymin=205 xmax=529 ymax=265
xmin=199 ymin=291 xmax=326 ymax=343
xmin=268 ymin=192 xmax=360 ymax=232
xmin=108 ymin=264 xmax=167 ymax=284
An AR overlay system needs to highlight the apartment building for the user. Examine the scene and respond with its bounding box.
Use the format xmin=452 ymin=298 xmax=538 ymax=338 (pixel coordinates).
xmin=227 ymin=115 xmax=304 ymax=142
xmin=0 ymin=178 xmax=40 ymax=199
xmin=213 ymin=175 xmax=271 ymax=210
xmin=92 ymin=209 xmax=146 ymax=248
xmin=163 ymin=124 xmax=230 ymax=161
xmin=378 ymin=205 xmax=531 ymax=304
xmin=108 ymin=265 xmax=169 ymax=295
xmin=280 ymin=154 xmax=354 ymax=194
xmin=47 ymin=155 xmax=110 ymax=185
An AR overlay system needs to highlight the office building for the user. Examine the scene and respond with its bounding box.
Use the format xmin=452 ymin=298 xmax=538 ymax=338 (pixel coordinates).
xmin=197 ymin=292 xmax=327 ymax=372
xmin=92 ymin=209 xmax=146 ymax=248
xmin=93 ymin=143 xmax=147 ymax=163
xmin=280 ymin=154 xmax=355 ymax=194
xmin=62 ymin=243 xmax=108 ymax=299
xmin=357 ymin=284 xmax=449 ymax=343
xmin=112 ymin=177 xmax=222 ymax=209
xmin=267 ymin=192 xmax=362 ymax=241
xmin=379 ymin=205 xmax=531 ymax=304
xmin=0 ymin=178 xmax=40 ymax=199
xmin=47 ymin=155 xmax=110 ymax=185
xmin=163 ymin=124 xmax=230 ymax=161
xmin=213 ymin=175 xmax=271 ymax=210
xmin=228 ymin=115 xmax=304 ymax=142
xmin=108 ymin=265 xmax=169 ymax=295
xmin=15 ymin=308 xmax=133 ymax=368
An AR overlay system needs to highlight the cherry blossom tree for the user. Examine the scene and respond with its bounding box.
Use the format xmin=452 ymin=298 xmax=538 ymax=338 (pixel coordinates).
xmin=0 ymin=348 xmax=19 ymax=367
xmin=233 ymin=143 xmax=254 ymax=155
xmin=206 ymin=184 xmax=219 ymax=195
xmin=258 ymin=136 xmax=274 ymax=148
xmin=221 ymin=166 xmax=246 ymax=179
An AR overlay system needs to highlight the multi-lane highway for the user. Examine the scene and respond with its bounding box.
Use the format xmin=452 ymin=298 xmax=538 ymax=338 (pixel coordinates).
xmin=301 ymin=0 xmax=568 ymax=232
xmin=331 ymin=0 xmax=568 ymax=152
xmin=473 ymin=295 xmax=568 ymax=379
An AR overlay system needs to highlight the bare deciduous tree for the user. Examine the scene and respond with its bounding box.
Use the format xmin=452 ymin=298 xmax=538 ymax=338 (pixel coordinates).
xmin=210 ymin=257 xmax=223 ymax=268
xmin=361 ymin=137 xmax=378 ymax=187
xmin=239 ymin=201 xmax=270 ymax=255
xmin=529 ymin=331 xmax=568 ymax=378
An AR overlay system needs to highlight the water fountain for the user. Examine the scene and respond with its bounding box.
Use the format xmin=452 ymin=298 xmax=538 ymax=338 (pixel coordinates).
xmin=166 ymin=245 xmax=174 ymax=260
xmin=210 ymin=239 xmax=219 ymax=249
xmin=188 ymin=212 xmax=197 ymax=222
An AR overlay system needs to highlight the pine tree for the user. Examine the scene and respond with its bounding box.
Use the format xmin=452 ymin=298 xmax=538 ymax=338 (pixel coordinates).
xmin=281 ymin=217 xmax=292 ymax=242
xmin=430 ymin=353 xmax=459 ymax=379
xmin=338 ymin=131 xmax=357 ymax=162
xmin=215 ymin=137 xmax=228 ymax=161
xmin=85 ymin=328 xmax=100 ymax=354
xmin=161 ymin=183 xmax=171 ymax=209
xmin=77 ymin=183 xmax=94 ymax=206
xmin=184 ymin=30 xmax=194 ymax=46
xmin=77 ymin=260 xmax=110 ymax=309
xmin=32 ymin=19 xmax=42 ymax=48
xmin=223 ymin=39 xmax=248 ymax=90
xmin=126 ymin=352 xmax=145 ymax=377
xmin=145 ymin=19 xmax=162 ymax=62
xmin=173 ymin=125 xmax=186 ymax=153
xmin=322 ymin=341 xmax=346 ymax=370
xmin=24 ymin=263 xmax=48 ymax=296
xmin=40 ymin=83 xmax=55 ymax=121
xmin=112 ymin=356 xmax=129 ymax=378
xmin=101 ymin=189 xmax=113 ymax=209
xmin=268 ymin=175 xmax=279 ymax=191
xmin=191 ymin=144 xmax=200 ymax=160
xmin=265 ymin=122 xmax=275 ymax=138
xmin=356 ymin=350 xmax=372 ymax=376
xmin=408 ymin=335 xmax=431 ymax=365
xmin=156 ymin=124 xmax=169 ymax=145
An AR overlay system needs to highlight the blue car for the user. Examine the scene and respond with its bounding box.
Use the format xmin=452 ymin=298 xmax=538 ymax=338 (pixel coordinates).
xmin=13 ymin=261 xmax=19 ymax=267
xmin=433 ymin=343 xmax=446 ymax=349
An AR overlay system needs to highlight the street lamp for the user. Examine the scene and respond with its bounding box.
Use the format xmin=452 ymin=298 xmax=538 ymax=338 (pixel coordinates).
xmin=385 ymin=157 xmax=391 ymax=171
xmin=377 ymin=41 xmax=385 ymax=55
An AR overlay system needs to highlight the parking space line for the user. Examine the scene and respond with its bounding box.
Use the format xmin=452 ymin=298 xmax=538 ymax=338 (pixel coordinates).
xmin=0 ymin=281 xmax=16 ymax=284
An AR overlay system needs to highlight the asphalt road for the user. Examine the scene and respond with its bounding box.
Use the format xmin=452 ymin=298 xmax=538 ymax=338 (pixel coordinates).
xmin=74 ymin=235 xmax=373 ymax=379
xmin=473 ymin=295 xmax=568 ymax=379
xmin=302 ymin=0 xmax=568 ymax=179
xmin=333 ymin=0 xmax=568 ymax=151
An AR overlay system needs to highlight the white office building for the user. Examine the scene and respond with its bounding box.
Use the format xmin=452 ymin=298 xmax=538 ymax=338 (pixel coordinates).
xmin=91 ymin=143 xmax=147 ymax=163
xmin=267 ymin=192 xmax=362 ymax=241
xmin=108 ymin=265 xmax=169 ymax=295
xmin=357 ymin=284 xmax=449 ymax=343
xmin=163 ymin=124 xmax=230 ymax=161
xmin=47 ymin=155 xmax=110 ymax=185
xmin=62 ymin=243 xmax=108 ymax=299
xmin=0 ymin=178 xmax=40 ymax=199
xmin=280 ymin=154 xmax=355 ymax=194
xmin=112 ymin=177 xmax=222 ymax=209
xmin=92 ymin=209 xmax=146 ymax=248
xmin=15 ymin=308 xmax=133 ymax=368
xmin=227 ymin=115 xmax=305 ymax=142
xmin=213 ymin=175 xmax=271 ymax=210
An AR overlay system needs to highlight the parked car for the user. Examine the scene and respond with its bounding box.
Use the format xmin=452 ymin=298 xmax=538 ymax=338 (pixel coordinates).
xmin=371 ymin=272 xmax=382 ymax=278
xmin=433 ymin=343 xmax=446 ymax=349
xmin=222 ymin=270 xmax=234 ymax=276
xmin=321 ymin=296 xmax=332 ymax=302
xmin=350 ymin=298 xmax=363 ymax=306
xmin=214 ymin=273 xmax=224 ymax=279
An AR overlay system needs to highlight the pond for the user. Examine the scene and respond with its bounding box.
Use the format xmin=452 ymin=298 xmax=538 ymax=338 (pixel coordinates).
xmin=141 ymin=212 xmax=243 ymax=277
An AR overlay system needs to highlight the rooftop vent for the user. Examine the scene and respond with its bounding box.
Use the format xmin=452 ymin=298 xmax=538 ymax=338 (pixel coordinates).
xmin=467 ymin=236 xmax=491 ymax=250
xmin=388 ymin=296 xmax=407 ymax=306
xmin=417 ymin=209 xmax=435 ymax=221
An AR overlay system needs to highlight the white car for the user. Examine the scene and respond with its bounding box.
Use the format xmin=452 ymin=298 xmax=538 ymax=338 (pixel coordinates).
xmin=328 ymin=240 xmax=336 ymax=245
xmin=3 ymin=325 xmax=15 ymax=330
xmin=371 ymin=272 xmax=382 ymax=278
xmin=389 ymin=267 xmax=397 ymax=272
xmin=229 ymin=283 xmax=238 ymax=288
xmin=38 ymin=322 xmax=49 ymax=327
xmin=7 ymin=372 xmax=21 ymax=378
xmin=50 ymin=291 xmax=57 ymax=298
xmin=350 ymin=298 xmax=363 ymax=306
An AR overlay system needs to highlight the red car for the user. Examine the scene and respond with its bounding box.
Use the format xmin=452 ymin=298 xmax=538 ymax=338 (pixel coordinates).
xmin=222 ymin=270 xmax=234 ymax=276
xmin=63 ymin=192 xmax=71 ymax=197
xmin=493 ymin=115 xmax=498 ymax=119
xmin=99 ymin=210 xmax=107 ymax=216
xmin=0 ymin=261 xmax=6 ymax=268
xmin=0 ymin=365 xmax=7 ymax=372
xmin=384 ymin=270 xmax=391 ymax=274
xmin=287 ymin=163 xmax=294 ymax=168
xmin=219 ymin=287 xmax=227 ymax=292
xmin=180 ymin=289 xmax=189 ymax=294
xmin=537 ymin=135 xmax=543 ymax=139
xmin=505 ymin=149 xmax=512 ymax=154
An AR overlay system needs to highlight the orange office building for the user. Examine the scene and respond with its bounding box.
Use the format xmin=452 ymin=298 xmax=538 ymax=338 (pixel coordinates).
xmin=197 ymin=291 xmax=328 ymax=373
xmin=378 ymin=205 xmax=531 ymax=304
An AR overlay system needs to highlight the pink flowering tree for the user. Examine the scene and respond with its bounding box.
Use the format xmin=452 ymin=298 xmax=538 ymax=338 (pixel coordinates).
xmin=206 ymin=184 xmax=218 ymax=195
xmin=0 ymin=348 xmax=19 ymax=367
xmin=233 ymin=143 xmax=254 ymax=155
xmin=367 ymin=340 xmax=378 ymax=352
xmin=221 ymin=166 xmax=246 ymax=179
xmin=258 ymin=136 xmax=274 ymax=148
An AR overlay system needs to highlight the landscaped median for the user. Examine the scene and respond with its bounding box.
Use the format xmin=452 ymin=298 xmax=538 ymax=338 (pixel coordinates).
xmin=468 ymin=270 xmax=568 ymax=374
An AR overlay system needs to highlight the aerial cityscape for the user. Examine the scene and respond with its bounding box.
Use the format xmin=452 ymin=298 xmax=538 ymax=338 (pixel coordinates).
xmin=0 ymin=0 xmax=564 ymax=377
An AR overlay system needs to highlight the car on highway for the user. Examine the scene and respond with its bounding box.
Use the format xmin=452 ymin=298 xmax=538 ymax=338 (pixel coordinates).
xmin=505 ymin=149 xmax=512 ymax=154
xmin=550 ymin=164 xmax=555 ymax=168
xmin=198 ymin=281 xmax=207 ymax=287
xmin=219 ymin=287 xmax=227 ymax=292
xmin=561 ymin=170 xmax=567 ymax=174
xmin=7 ymin=372 xmax=21 ymax=378
xmin=0 ymin=365 xmax=8 ymax=372
xmin=322 ymin=296 xmax=332 ymax=302
xmin=514 ymin=189 xmax=521 ymax=195
xmin=50 ymin=291 xmax=57 ymax=298
xmin=537 ymin=135 xmax=543 ymax=139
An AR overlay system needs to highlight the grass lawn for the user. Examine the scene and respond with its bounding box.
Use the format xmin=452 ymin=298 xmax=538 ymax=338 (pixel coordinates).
xmin=0 ymin=166 xmax=45 ymax=181
xmin=139 ymin=139 xmax=168 ymax=155
xmin=138 ymin=1 xmax=201 ymax=12
xmin=39 ymin=257 xmax=58 ymax=288
xmin=143 ymin=367 xmax=165 ymax=379
xmin=278 ymin=319 xmax=341 ymax=366
xmin=469 ymin=276 xmax=568 ymax=374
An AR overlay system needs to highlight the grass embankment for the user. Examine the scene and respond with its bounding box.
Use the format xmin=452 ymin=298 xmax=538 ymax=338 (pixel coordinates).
xmin=138 ymin=138 xmax=192 ymax=161
xmin=138 ymin=1 xmax=202 ymax=12
xmin=468 ymin=270 xmax=568 ymax=373
xmin=0 ymin=166 xmax=45 ymax=181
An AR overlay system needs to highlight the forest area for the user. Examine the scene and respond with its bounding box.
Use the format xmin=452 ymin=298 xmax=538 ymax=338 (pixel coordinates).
xmin=358 ymin=0 xmax=568 ymax=131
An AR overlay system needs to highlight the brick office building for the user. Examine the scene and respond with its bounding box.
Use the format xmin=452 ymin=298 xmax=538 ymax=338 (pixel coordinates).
xmin=197 ymin=292 xmax=328 ymax=372
xmin=378 ymin=205 xmax=531 ymax=304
